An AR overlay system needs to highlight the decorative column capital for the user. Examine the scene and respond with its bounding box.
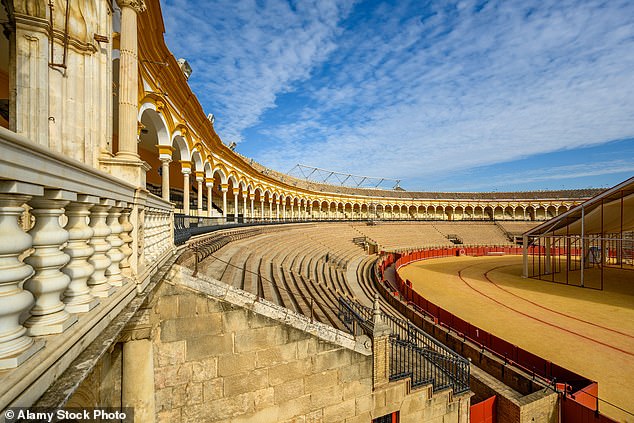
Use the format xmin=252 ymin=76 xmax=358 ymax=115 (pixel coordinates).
xmin=156 ymin=145 xmax=174 ymax=161
xmin=117 ymin=0 xmax=147 ymax=13
xmin=179 ymin=161 xmax=192 ymax=174
xmin=220 ymin=184 xmax=229 ymax=192
xmin=195 ymin=171 xmax=205 ymax=182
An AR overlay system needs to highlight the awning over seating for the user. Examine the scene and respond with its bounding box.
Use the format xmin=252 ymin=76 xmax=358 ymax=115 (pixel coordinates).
xmin=524 ymin=176 xmax=634 ymax=237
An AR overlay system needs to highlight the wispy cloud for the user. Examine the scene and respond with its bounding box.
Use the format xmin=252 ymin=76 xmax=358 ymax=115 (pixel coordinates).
xmin=162 ymin=0 xmax=356 ymax=143
xmin=442 ymin=159 xmax=634 ymax=191
xmin=163 ymin=0 xmax=634 ymax=190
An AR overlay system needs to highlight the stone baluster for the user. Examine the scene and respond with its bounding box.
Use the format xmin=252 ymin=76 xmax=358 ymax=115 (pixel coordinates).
xmin=88 ymin=199 xmax=116 ymax=297
xmin=144 ymin=209 xmax=155 ymax=262
xmin=23 ymin=189 xmax=78 ymax=336
xmin=160 ymin=211 xmax=169 ymax=255
xmin=119 ymin=206 xmax=134 ymax=276
xmin=106 ymin=201 xmax=125 ymax=287
xmin=62 ymin=195 xmax=100 ymax=313
xmin=0 ymin=182 xmax=44 ymax=369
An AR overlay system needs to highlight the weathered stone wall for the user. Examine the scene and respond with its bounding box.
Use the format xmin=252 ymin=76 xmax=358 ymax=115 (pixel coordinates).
xmin=470 ymin=366 xmax=558 ymax=423
xmin=68 ymin=266 xmax=471 ymax=422
xmin=148 ymin=267 xmax=470 ymax=422
xmin=66 ymin=344 xmax=123 ymax=409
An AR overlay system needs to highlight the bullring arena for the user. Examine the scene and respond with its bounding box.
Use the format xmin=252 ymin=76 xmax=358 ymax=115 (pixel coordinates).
xmin=0 ymin=1 xmax=632 ymax=422
xmin=398 ymin=254 xmax=634 ymax=421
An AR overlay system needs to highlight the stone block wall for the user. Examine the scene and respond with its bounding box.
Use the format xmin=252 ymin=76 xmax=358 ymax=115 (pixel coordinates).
xmin=67 ymin=266 xmax=471 ymax=422
xmin=471 ymin=366 xmax=558 ymax=423
xmin=148 ymin=267 xmax=471 ymax=422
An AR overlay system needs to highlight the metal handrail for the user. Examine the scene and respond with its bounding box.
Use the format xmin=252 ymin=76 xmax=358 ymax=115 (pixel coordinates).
xmin=337 ymin=297 xmax=470 ymax=394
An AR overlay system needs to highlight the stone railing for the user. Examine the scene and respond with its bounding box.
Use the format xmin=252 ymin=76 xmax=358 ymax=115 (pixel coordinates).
xmin=0 ymin=127 xmax=174 ymax=409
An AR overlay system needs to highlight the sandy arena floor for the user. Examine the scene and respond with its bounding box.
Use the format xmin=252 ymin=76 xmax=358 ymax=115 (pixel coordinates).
xmin=398 ymin=255 xmax=634 ymax=422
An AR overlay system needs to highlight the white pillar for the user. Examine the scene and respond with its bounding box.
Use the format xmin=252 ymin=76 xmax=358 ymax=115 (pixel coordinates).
xmin=221 ymin=185 xmax=228 ymax=220
xmin=182 ymin=169 xmax=191 ymax=215
xmin=243 ymin=195 xmax=248 ymax=222
xmin=160 ymin=158 xmax=170 ymax=201
xmin=116 ymin=0 xmax=145 ymax=160
xmin=232 ymin=190 xmax=238 ymax=223
xmin=260 ymin=200 xmax=264 ymax=220
xmin=250 ymin=197 xmax=254 ymax=220
xmin=24 ymin=190 xmax=78 ymax=336
xmin=0 ymin=183 xmax=45 ymax=369
xmin=206 ymin=180 xmax=213 ymax=217
xmin=122 ymin=338 xmax=156 ymax=423
xmin=276 ymin=201 xmax=280 ymax=221
xmin=63 ymin=195 xmax=100 ymax=313
xmin=196 ymin=174 xmax=204 ymax=216
xmin=269 ymin=200 xmax=273 ymax=219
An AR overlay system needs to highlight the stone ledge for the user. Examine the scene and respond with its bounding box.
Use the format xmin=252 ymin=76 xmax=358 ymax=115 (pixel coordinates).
xmin=170 ymin=265 xmax=372 ymax=356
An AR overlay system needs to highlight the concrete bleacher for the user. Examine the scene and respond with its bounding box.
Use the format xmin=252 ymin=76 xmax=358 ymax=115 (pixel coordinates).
xmin=496 ymin=221 xmax=541 ymax=236
xmin=350 ymin=221 xmax=513 ymax=251
xmin=195 ymin=221 xmax=519 ymax=330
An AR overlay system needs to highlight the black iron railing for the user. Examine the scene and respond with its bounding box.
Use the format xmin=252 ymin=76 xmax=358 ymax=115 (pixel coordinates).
xmin=337 ymin=297 xmax=470 ymax=394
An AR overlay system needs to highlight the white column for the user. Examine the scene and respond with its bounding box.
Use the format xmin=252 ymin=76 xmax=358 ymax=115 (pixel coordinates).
xmin=116 ymin=0 xmax=146 ymax=160
xmin=0 ymin=182 xmax=45 ymax=369
xmin=250 ymin=196 xmax=254 ymax=221
xmin=62 ymin=195 xmax=100 ymax=313
xmin=24 ymin=190 xmax=78 ymax=336
xmin=269 ymin=200 xmax=273 ymax=219
xmin=196 ymin=173 xmax=204 ymax=216
xmin=88 ymin=199 xmax=116 ymax=298
xmin=282 ymin=202 xmax=286 ymax=220
xmin=233 ymin=190 xmax=239 ymax=223
xmin=182 ymin=170 xmax=190 ymax=215
xmin=276 ymin=201 xmax=280 ymax=221
xmin=221 ymin=185 xmax=228 ymax=220
xmin=206 ymin=180 xmax=213 ymax=217
xmin=123 ymin=339 xmax=156 ymax=423
xmin=260 ymin=200 xmax=264 ymax=220
xmin=106 ymin=201 xmax=125 ymax=287
xmin=242 ymin=195 xmax=248 ymax=222
xmin=160 ymin=158 xmax=170 ymax=201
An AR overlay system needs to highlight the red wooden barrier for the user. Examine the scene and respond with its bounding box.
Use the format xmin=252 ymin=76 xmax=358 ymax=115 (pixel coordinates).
xmin=470 ymin=395 xmax=496 ymax=423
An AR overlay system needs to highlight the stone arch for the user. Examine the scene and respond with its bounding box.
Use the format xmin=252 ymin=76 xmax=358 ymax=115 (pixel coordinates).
xmin=172 ymin=133 xmax=191 ymax=162
xmin=191 ymin=149 xmax=204 ymax=172
xmin=212 ymin=167 xmax=228 ymax=185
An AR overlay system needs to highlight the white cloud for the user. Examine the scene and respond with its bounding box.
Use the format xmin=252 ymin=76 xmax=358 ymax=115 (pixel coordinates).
xmin=163 ymin=0 xmax=634 ymax=189
xmin=162 ymin=0 xmax=356 ymax=143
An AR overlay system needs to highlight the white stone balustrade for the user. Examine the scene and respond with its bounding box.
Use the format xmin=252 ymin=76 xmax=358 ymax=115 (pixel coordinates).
xmin=88 ymin=199 xmax=116 ymax=298
xmin=0 ymin=182 xmax=44 ymax=369
xmin=143 ymin=208 xmax=172 ymax=265
xmin=62 ymin=195 xmax=100 ymax=313
xmin=119 ymin=206 xmax=134 ymax=276
xmin=105 ymin=201 xmax=126 ymax=287
xmin=0 ymin=128 xmax=176 ymax=379
xmin=23 ymin=190 xmax=78 ymax=336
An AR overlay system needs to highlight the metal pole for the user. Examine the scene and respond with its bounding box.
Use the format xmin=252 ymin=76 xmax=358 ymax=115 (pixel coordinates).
xmin=580 ymin=205 xmax=585 ymax=288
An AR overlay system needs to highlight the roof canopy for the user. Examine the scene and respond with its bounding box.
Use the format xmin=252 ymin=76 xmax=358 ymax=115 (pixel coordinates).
xmin=525 ymin=176 xmax=634 ymax=237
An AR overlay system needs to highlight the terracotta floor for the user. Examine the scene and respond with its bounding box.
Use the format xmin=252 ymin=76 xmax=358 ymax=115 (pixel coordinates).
xmin=398 ymin=255 xmax=634 ymax=422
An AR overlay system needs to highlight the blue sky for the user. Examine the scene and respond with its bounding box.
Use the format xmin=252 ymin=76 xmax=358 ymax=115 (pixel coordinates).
xmin=162 ymin=0 xmax=634 ymax=192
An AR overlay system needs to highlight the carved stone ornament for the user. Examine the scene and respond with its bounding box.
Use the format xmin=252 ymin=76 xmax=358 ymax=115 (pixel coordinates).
xmin=117 ymin=0 xmax=147 ymax=13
